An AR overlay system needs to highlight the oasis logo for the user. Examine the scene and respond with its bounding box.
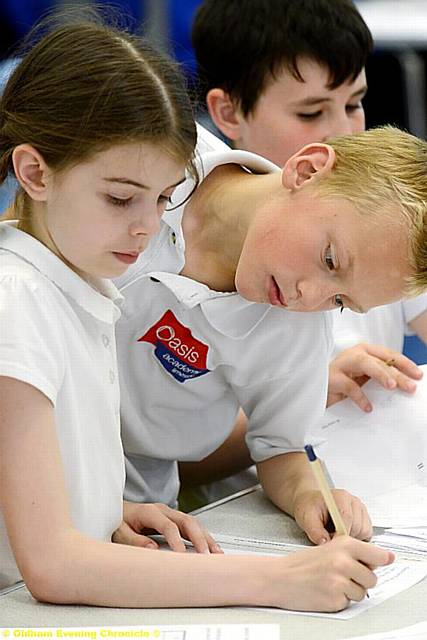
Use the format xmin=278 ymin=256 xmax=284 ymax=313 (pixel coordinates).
xmin=138 ymin=310 xmax=210 ymax=383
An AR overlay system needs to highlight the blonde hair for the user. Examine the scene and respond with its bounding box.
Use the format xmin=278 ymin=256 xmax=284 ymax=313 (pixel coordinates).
xmin=314 ymin=126 xmax=427 ymax=296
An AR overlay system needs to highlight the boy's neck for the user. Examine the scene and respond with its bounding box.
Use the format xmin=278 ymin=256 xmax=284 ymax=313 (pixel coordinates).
xmin=181 ymin=165 xmax=283 ymax=292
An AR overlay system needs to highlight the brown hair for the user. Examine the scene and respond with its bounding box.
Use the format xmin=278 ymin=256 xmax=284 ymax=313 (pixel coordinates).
xmin=0 ymin=12 xmax=197 ymax=217
xmin=313 ymin=126 xmax=427 ymax=295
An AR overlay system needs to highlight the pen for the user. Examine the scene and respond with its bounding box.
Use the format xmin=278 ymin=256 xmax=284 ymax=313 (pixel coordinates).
xmin=304 ymin=444 xmax=348 ymax=536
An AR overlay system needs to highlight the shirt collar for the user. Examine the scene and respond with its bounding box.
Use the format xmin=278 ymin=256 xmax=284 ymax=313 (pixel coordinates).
xmin=0 ymin=221 xmax=123 ymax=323
xmin=147 ymin=271 xmax=271 ymax=338
xmin=162 ymin=148 xmax=279 ymax=234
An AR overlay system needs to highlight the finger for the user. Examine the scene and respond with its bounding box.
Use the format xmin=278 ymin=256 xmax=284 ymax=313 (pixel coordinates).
xmin=355 ymin=542 xmax=395 ymax=569
xmin=344 ymin=580 xmax=369 ymax=603
xmin=348 ymin=560 xmax=378 ymax=593
xmin=160 ymin=508 xmax=223 ymax=554
xmin=296 ymin=501 xmax=332 ymax=545
xmin=341 ymin=379 xmax=373 ymax=412
xmin=324 ymin=490 xmax=372 ymax=543
xmin=112 ymin=521 xmax=159 ymax=549
xmin=332 ymin=373 xmax=373 ymax=412
xmin=363 ymin=345 xmax=423 ymax=380
xmin=351 ymin=501 xmax=373 ymax=542
xmin=157 ymin=518 xmax=187 ymax=552
xmin=181 ymin=517 xmax=218 ymax=554
xmin=140 ymin=505 xmax=187 ymax=552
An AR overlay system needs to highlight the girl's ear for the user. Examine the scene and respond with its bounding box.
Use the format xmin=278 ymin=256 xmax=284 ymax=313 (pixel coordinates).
xmin=282 ymin=143 xmax=336 ymax=190
xmin=12 ymin=144 xmax=50 ymax=201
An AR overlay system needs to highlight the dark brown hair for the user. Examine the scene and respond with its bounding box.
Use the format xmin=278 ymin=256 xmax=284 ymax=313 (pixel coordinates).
xmin=0 ymin=12 xmax=197 ymax=212
xmin=192 ymin=0 xmax=373 ymax=116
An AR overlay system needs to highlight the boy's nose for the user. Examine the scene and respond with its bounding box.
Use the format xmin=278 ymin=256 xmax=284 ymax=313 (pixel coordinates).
xmin=327 ymin=116 xmax=354 ymax=139
xmin=298 ymin=279 xmax=335 ymax=311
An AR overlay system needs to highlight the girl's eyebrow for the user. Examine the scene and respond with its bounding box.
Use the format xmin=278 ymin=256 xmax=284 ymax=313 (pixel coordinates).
xmin=104 ymin=177 xmax=148 ymax=189
xmin=103 ymin=176 xmax=186 ymax=190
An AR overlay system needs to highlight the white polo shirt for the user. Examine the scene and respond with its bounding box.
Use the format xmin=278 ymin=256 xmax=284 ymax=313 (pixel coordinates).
xmin=332 ymin=296 xmax=427 ymax=358
xmin=0 ymin=222 xmax=125 ymax=589
xmin=115 ymin=148 xmax=332 ymax=507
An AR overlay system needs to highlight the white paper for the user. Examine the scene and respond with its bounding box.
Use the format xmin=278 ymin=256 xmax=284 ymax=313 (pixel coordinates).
xmin=388 ymin=527 xmax=427 ymax=540
xmin=310 ymin=365 xmax=427 ymax=526
xmin=364 ymin=485 xmax=427 ymax=528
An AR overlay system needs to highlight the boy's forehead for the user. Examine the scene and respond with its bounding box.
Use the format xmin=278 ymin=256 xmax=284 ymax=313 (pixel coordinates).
xmin=267 ymin=57 xmax=366 ymax=97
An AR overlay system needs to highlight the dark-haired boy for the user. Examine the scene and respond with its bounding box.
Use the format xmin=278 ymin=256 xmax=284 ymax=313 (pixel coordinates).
xmin=192 ymin=0 xmax=370 ymax=167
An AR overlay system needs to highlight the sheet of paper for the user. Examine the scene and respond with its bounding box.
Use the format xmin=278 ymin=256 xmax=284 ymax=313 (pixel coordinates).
xmin=364 ymin=484 xmax=427 ymax=528
xmin=310 ymin=365 xmax=427 ymax=526
xmin=388 ymin=527 xmax=427 ymax=540
xmin=347 ymin=620 xmax=427 ymax=639
xmin=212 ymin=533 xmax=308 ymax=554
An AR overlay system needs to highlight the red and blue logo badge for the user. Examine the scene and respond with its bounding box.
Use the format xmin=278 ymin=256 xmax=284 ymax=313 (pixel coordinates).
xmin=138 ymin=310 xmax=210 ymax=383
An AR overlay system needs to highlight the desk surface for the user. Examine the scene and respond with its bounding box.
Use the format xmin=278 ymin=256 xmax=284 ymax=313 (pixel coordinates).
xmin=1 ymin=486 xmax=426 ymax=639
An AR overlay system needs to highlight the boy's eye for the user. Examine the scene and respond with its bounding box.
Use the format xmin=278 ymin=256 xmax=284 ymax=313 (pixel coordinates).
xmin=107 ymin=195 xmax=132 ymax=208
xmin=324 ymin=245 xmax=336 ymax=271
xmin=297 ymin=111 xmax=322 ymax=120
xmin=346 ymin=103 xmax=362 ymax=113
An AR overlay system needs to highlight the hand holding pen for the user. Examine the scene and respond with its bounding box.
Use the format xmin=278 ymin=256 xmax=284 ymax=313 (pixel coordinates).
xmin=305 ymin=443 xmax=374 ymax=597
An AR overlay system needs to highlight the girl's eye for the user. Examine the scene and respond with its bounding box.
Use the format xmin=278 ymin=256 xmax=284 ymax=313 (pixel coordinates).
xmin=324 ymin=245 xmax=335 ymax=271
xmin=107 ymin=195 xmax=132 ymax=208
xmin=334 ymin=293 xmax=344 ymax=312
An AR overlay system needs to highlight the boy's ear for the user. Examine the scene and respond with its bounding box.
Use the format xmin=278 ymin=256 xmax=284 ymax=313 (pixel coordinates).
xmin=206 ymin=88 xmax=243 ymax=141
xmin=282 ymin=143 xmax=336 ymax=190
xmin=12 ymin=144 xmax=50 ymax=201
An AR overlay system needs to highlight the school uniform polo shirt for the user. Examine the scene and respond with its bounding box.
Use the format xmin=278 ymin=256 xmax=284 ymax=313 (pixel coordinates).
xmin=0 ymin=222 xmax=125 ymax=589
xmin=117 ymin=271 xmax=331 ymax=507
xmin=115 ymin=145 xmax=332 ymax=507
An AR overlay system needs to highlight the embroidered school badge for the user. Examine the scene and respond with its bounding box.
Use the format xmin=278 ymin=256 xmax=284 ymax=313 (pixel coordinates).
xmin=138 ymin=310 xmax=210 ymax=383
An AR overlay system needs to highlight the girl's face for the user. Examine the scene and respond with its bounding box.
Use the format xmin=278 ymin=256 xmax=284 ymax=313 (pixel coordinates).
xmin=42 ymin=142 xmax=186 ymax=279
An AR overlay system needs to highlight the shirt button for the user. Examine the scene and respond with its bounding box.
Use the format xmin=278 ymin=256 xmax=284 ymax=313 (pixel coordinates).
xmin=102 ymin=334 xmax=110 ymax=348
xmin=109 ymin=369 xmax=115 ymax=384
xmin=170 ymin=231 xmax=176 ymax=245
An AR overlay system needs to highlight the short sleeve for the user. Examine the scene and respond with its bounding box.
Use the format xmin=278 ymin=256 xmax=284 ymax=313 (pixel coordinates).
xmin=0 ymin=274 xmax=65 ymax=404
xmin=230 ymin=312 xmax=332 ymax=462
